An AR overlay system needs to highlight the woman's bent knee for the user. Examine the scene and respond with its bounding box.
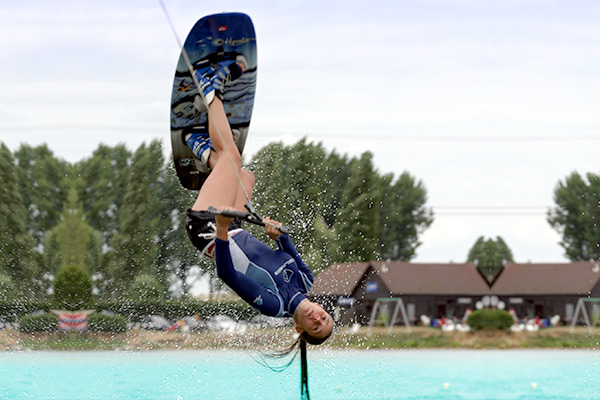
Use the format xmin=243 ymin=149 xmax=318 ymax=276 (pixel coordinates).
xmin=241 ymin=168 xmax=255 ymax=186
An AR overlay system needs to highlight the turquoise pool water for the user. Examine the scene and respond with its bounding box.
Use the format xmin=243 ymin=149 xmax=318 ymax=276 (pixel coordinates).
xmin=0 ymin=349 xmax=598 ymax=399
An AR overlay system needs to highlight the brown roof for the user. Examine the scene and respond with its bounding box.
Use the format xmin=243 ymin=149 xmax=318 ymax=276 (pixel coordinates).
xmin=311 ymin=260 xmax=600 ymax=297
xmin=368 ymin=261 xmax=490 ymax=295
xmin=311 ymin=262 xmax=371 ymax=296
xmin=490 ymin=262 xmax=600 ymax=295
xmin=312 ymin=261 xmax=490 ymax=296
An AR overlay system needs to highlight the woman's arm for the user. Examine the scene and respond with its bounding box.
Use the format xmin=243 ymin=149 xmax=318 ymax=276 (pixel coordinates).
xmin=263 ymin=218 xmax=313 ymax=279
xmin=215 ymin=213 xmax=233 ymax=241
xmin=276 ymin=234 xmax=314 ymax=285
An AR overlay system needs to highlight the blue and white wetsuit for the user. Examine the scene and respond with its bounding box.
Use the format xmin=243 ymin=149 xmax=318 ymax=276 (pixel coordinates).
xmin=214 ymin=231 xmax=314 ymax=317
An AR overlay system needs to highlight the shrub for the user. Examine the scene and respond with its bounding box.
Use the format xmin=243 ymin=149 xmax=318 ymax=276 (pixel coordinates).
xmin=19 ymin=313 xmax=59 ymax=333
xmin=0 ymin=300 xmax=50 ymax=323
xmin=128 ymin=274 xmax=165 ymax=301
xmin=54 ymin=265 xmax=92 ymax=310
xmin=467 ymin=309 xmax=513 ymax=331
xmin=87 ymin=313 xmax=127 ymax=333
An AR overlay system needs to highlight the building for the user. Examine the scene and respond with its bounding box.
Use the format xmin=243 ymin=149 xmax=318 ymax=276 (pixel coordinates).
xmin=310 ymin=260 xmax=600 ymax=325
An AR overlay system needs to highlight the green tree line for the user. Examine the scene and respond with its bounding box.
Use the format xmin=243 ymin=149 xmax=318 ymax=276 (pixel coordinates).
xmin=0 ymin=139 xmax=433 ymax=302
xmin=2 ymin=138 xmax=596 ymax=305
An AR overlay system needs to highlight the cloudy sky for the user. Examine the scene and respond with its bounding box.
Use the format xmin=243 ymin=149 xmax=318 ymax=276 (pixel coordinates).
xmin=1 ymin=0 xmax=599 ymax=264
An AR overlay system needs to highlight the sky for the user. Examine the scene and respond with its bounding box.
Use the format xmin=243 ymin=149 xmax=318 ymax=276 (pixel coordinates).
xmin=1 ymin=0 xmax=599 ymax=265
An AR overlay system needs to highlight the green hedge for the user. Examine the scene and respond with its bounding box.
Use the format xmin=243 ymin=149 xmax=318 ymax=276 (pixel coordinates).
xmin=467 ymin=309 xmax=514 ymax=331
xmin=93 ymin=299 xmax=258 ymax=322
xmin=0 ymin=301 xmax=51 ymax=323
xmin=19 ymin=313 xmax=59 ymax=333
xmin=87 ymin=313 xmax=127 ymax=333
xmin=2 ymin=298 xmax=258 ymax=325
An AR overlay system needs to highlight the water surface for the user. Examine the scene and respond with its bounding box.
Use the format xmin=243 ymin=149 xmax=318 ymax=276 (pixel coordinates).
xmin=0 ymin=349 xmax=598 ymax=399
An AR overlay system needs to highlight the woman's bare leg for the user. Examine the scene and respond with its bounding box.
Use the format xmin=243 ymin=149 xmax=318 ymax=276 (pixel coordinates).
xmin=232 ymin=168 xmax=255 ymax=211
xmin=191 ymin=97 xmax=243 ymax=212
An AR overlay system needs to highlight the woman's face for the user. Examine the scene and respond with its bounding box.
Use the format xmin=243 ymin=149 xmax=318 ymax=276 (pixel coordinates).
xmin=295 ymin=301 xmax=333 ymax=339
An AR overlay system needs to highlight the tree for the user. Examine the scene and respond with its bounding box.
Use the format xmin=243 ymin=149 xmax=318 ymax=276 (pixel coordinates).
xmin=0 ymin=144 xmax=40 ymax=297
xmin=548 ymin=171 xmax=600 ymax=261
xmin=0 ymin=273 xmax=16 ymax=302
xmin=108 ymin=141 xmax=166 ymax=297
xmin=47 ymin=186 xmax=102 ymax=271
xmin=249 ymin=139 xmax=333 ymax=269
xmin=156 ymin=157 xmax=199 ymax=296
xmin=128 ymin=273 xmax=166 ymax=301
xmin=75 ymin=144 xmax=132 ymax=247
xmin=304 ymin=217 xmax=339 ymax=276
xmin=44 ymin=184 xmax=102 ymax=297
xmin=467 ymin=236 xmax=513 ymax=284
xmin=321 ymin=150 xmax=350 ymax=228
xmin=249 ymin=139 xmax=433 ymax=265
xmin=13 ymin=144 xmax=70 ymax=247
xmin=249 ymin=141 xmax=294 ymax=228
xmin=379 ymin=172 xmax=433 ymax=260
xmin=336 ymin=152 xmax=382 ymax=262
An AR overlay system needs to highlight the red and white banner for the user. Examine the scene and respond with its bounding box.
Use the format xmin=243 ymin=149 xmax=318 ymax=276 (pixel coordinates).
xmin=56 ymin=312 xmax=90 ymax=331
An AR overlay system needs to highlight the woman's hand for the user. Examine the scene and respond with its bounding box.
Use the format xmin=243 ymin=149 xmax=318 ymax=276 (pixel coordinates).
xmin=264 ymin=217 xmax=282 ymax=240
xmin=214 ymin=207 xmax=235 ymax=241
xmin=215 ymin=212 xmax=234 ymax=226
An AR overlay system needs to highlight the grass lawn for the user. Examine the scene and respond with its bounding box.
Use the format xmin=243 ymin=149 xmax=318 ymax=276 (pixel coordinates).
xmin=1 ymin=326 xmax=599 ymax=351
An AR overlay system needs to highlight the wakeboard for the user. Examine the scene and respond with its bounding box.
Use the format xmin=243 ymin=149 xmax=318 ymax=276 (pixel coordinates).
xmin=170 ymin=12 xmax=257 ymax=190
